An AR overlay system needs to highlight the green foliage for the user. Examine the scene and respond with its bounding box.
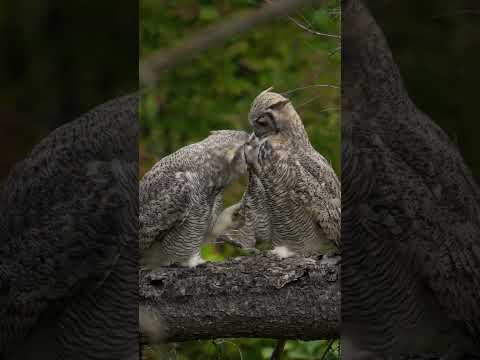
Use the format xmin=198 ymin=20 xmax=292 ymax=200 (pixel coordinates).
xmin=140 ymin=0 xmax=340 ymax=359
xmin=145 ymin=339 xmax=340 ymax=360
xmin=140 ymin=0 xmax=340 ymax=180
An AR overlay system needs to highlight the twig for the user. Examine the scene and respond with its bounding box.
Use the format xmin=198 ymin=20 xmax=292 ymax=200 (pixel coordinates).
xmin=282 ymin=84 xmax=339 ymax=95
xmin=287 ymin=15 xmax=340 ymax=38
xmin=297 ymin=10 xmax=314 ymax=29
xmin=320 ymin=339 xmax=335 ymax=360
xmin=214 ymin=339 xmax=244 ymax=360
xmin=317 ymin=106 xmax=339 ymax=113
xmin=297 ymin=95 xmax=323 ymax=108
xmin=264 ymin=0 xmax=340 ymax=39
xmin=271 ymin=339 xmax=287 ymax=360
xmin=328 ymin=46 xmax=341 ymax=57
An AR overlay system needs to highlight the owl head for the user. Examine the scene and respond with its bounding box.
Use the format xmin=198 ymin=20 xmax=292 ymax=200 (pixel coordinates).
xmin=248 ymin=88 xmax=308 ymax=143
xmin=206 ymin=130 xmax=249 ymax=177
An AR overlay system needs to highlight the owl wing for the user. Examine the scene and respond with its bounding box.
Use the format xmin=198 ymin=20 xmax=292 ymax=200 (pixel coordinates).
xmin=209 ymin=190 xmax=224 ymax=233
xmin=245 ymin=173 xmax=272 ymax=246
xmin=139 ymin=175 xmax=193 ymax=250
xmin=288 ymin=150 xmax=341 ymax=248
xmin=0 ymin=94 xmax=139 ymax=358
xmin=217 ymin=171 xmax=270 ymax=250
xmin=384 ymin=128 xmax=480 ymax=338
xmin=0 ymin=158 xmax=136 ymax=356
xmin=205 ymin=190 xmax=224 ymax=243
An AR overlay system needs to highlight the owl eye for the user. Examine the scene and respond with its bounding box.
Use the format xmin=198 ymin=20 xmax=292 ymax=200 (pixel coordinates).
xmin=256 ymin=117 xmax=269 ymax=126
xmin=256 ymin=113 xmax=274 ymax=126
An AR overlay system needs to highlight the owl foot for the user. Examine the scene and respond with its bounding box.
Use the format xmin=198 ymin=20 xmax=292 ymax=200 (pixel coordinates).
xmin=270 ymin=246 xmax=295 ymax=259
xmin=180 ymin=253 xmax=206 ymax=268
xmin=210 ymin=202 xmax=242 ymax=239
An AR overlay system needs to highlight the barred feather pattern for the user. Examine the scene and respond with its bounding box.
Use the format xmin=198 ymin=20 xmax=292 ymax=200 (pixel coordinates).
xmin=139 ymin=130 xmax=249 ymax=267
xmin=255 ymin=137 xmax=340 ymax=256
xmin=221 ymin=92 xmax=340 ymax=256
xmin=342 ymin=0 xmax=480 ymax=358
xmin=0 ymin=94 xmax=139 ymax=359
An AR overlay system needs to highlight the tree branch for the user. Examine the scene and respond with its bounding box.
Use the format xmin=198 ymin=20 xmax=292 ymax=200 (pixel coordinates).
xmin=139 ymin=0 xmax=326 ymax=86
xmin=139 ymin=253 xmax=340 ymax=342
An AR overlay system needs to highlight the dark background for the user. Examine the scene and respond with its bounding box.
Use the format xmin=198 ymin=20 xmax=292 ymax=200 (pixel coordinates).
xmin=367 ymin=0 xmax=480 ymax=181
xmin=0 ymin=1 xmax=138 ymax=180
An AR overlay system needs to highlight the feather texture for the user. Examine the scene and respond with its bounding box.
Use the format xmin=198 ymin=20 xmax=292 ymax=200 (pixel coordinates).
xmin=220 ymin=91 xmax=340 ymax=257
xmin=139 ymin=130 xmax=249 ymax=268
xmin=342 ymin=0 xmax=480 ymax=358
xmin=0 ymin=94 xmax=139 ymax=359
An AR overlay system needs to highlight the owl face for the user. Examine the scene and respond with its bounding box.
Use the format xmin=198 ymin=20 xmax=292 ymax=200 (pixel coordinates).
xmin=249 ymin=91 xmax=291 ymax=139
xmin=207 ymin=130 xmax=249 ymax=179
xmin=244 ymin=134 xmax=287 ymax=176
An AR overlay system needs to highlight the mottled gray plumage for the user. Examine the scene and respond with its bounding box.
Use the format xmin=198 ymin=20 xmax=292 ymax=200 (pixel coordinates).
xmin=0 ymin=94 xmax=138 ymax=359
xmin=139 ymin=130 xmax=249 ymax=268
xmin=342 ymin=1 xmax=480 ymax=358
xmin=220 ymin=90 xmax=340 ymax=258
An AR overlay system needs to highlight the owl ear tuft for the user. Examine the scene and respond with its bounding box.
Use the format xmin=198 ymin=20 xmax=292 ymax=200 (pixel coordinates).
xmin=268 ymin=99 xmax=290 ymax=110
xmin=259 ymin=86 xmax=274 ymax=97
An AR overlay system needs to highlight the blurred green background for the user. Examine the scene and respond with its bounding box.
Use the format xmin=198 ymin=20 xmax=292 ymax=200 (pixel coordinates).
xmin=140 ymin=0 xmax=340 ymax=359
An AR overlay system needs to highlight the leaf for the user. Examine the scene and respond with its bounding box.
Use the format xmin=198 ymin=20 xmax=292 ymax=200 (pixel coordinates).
xmin=199 ymin=6 xmax=219 ymax=22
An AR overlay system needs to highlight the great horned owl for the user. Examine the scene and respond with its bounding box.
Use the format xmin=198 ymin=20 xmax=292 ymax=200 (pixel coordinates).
xmin=139 ymin=130 xmax=249 ymax=268
xmin=342 ymin=0 xmax=480 ymax=358
xmin=220 ymin=90 xmax=341 ymax=258
xmin=0 ymin=94 xmax=138 ymax=360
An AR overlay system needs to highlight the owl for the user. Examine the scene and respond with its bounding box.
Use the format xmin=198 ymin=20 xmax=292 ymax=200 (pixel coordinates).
xmin=341 ymin=0 xmax=480 ymax=358
xmin=0 ymin=94 xmax=139 ymax=359
xmin=139 ymin=130 xmax=249 ymax=268
xmin=220 ymin=89 xmax=341 ymax=258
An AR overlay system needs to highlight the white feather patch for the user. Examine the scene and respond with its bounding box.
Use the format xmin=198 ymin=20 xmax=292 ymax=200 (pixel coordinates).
xmin=271 ymin=246 xmax=295 ymax=259
xmin=182 ymin=253 xmax=206 ymax=268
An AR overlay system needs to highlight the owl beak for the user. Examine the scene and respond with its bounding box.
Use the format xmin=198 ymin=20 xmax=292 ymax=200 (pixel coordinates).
xmin=254 ymin=125 xmax=278 ymax=139
xmin=253 ymin=128 xmax=267 ymax=138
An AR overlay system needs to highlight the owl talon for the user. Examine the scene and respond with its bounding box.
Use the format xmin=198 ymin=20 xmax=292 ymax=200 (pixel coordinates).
xmin=181 ymin=253 xmax=206 ymax=268
xmin=270 ymin=246 xmax=295 ymax=259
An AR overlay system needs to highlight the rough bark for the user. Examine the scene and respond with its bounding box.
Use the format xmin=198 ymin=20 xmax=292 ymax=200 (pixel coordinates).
xmin=140 ymin=253 xmax=340 ymax=342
